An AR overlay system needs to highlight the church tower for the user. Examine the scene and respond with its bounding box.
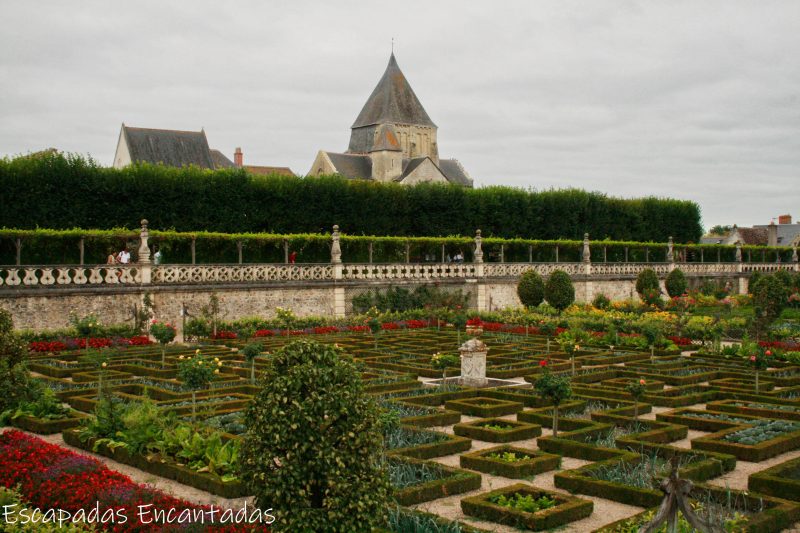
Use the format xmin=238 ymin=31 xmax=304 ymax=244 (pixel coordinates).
xmin=347 ymin=53 xmax=439 ymax=163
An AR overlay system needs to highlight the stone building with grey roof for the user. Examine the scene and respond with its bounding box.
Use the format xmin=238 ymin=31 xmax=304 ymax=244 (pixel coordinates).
xmin=113 ymin=125 xmax=295 ymax=175
xmin=309 ymin=54 xmax=473 ymax=187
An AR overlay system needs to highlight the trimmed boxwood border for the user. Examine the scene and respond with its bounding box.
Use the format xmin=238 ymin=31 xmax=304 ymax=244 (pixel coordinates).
xmin=62 ymin=429 xmax=249 ymax=497
xmin=445 ymin=397 xmax=523 ymax=418
xmin=554 ymin=447 xmax=734 ymax=509
xmin=594 ymin=483 xmax=800 ymax=533
xmin=390 ymin=456 xmax=481 ymax=506
xmin=461 ymin=483 xmax=593 ymax=531
xmin=454 ymin=418 xmax=541 ymax=443
xmin=748 ymin=456 xmax=800 ymax=501
xmin=5 ymin=411 xmax=87 ymax=434
xmin=387 ymin=426 xmax=472 ymax=460
xmin=691 ymin=424 xmax=800 ymax=462
xmin=460 ymin=445 xmax=560 ymax=478
xmin=706 ymin=399 xmax=800 ymax=421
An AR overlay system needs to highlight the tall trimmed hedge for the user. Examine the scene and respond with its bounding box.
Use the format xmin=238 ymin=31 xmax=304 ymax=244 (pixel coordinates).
xmin=0 ymin=152 xmax=702 ymax=242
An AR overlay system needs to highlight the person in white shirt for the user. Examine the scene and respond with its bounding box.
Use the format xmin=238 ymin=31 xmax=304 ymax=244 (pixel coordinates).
xmin=117 ymin=248 xmax=131 ymax=264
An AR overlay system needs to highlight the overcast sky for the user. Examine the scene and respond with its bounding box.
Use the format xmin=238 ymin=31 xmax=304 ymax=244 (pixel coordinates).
xmin=1 ymin=1 xmax=798 ymax=231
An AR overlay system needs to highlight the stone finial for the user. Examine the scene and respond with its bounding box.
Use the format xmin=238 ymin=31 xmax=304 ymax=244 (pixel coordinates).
xmin=330 ymin=225 xmax=342 ymax=264
xmin=735 ymin=241 xmax=742 ymax=263
xmin=473 ymin=229 xmax=483 ymax=264
xmin=666 ymin=236 xmax=674 ymax=263
xmin=792 ymin=245 xmax=798 ymax=263
xmin=582 ymin=233 xmax=591 ymax=263
xmin=138 ymin=219 xmax=151 ymax=264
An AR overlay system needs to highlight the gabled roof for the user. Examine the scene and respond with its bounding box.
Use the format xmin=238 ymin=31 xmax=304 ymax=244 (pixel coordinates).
xmin=734 ymin=227 xmax=768 ymax=245
xmin=370 ymin=124 xmax=402 ymax=152
xmin=122 ymin=126 xmax=215 ymax=169
xmin=325 ymin=152 xmax=373 ymax=180
xmin=438 ymin=159 xmax=473 ymax=187
xmin=351 ymin=53 xmax=436 ymax=129
xmin=210 ymin=149 xmax=235 ymax=169
xmin=245 ymin=165 xmax=296 ymax=177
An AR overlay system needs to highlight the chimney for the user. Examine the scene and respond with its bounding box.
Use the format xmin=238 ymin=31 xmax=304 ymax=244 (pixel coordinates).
xmin=768 ymin=221 xmax=778 ymax=246
xmin=234 ymin=147 xmax=243 ymax=167
xmin=778 ymin=214 xmax=792 ymax=225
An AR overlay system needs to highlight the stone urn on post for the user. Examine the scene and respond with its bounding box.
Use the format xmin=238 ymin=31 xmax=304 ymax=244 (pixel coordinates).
xmin=459 ymin=337 xmax=488 ymax=388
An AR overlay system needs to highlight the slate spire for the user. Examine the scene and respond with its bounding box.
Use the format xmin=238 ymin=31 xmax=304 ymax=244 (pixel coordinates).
xmin=351 ymin=53 xmax=436 ymax=129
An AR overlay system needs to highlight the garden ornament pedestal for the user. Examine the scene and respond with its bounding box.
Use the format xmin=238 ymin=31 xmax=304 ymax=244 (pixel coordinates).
xmin=460 ymin=337 xmax=488 ymax=388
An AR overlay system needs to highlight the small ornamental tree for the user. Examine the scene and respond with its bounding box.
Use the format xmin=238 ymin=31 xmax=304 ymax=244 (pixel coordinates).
xmin=365 ymin=307 xmax=382 ymax=348
xmin=177 ymin=350 xmax=217 ymax=420
xmin=517 ymin=270 xmax=545 ymax=308
xmin=534 ymin=362 xmax=572 ymax=437
xmin=70 ymin=312 xmax=101 ymax=352
xmin=665 ymin=268 xmax=688 ymax=298
xmin=149 ymin=320 xmax=177 ymax=367
xmin=544 ymin=270 xmax=575 ymax=313
xmin=275 ymin=306 xmax=297 ymax=336
xmin=752 ymin=274 xmax=790 ymax=338
xmin=451 ymin=313 xmax=467 ymax=345
xmin=740 ymin=339 xmax=771 ymax=394
xmin=626 ymin=378 xmax=647 ymax=419
xmin=636 ymin=268 xmax=660 ymax=296
xmin=235 ymin=324 xmax=256 ymax=343
xmin=242 ymin=341 xmax=264 ymax=384
xmin=556 ymin=330 xmax=582 ymax=376
xmin=431 ymin=352 xmax=460 ymax=380
xmin=240 ymin=340 xmax=390 ymax=532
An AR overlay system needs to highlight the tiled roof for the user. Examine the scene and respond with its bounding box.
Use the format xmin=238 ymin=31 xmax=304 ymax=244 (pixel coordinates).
xmin=244 ymin=165 xmax=296 ymax=177
xmin=210 ymin=149 xmax=235 ymax=169
xmin=325 ymin=152 xmax=372 ymax=180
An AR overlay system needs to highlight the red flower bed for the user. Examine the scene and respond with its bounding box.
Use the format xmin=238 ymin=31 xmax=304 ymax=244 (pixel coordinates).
xmin=0 ymin=430 xmax=269 ymax=532
xmin=405 ymin=319 xmax=428 ymax=329
xmin=668 ymin=336 xmax=693 ymax=347
xmin=759 ymin=340 xmax=800 ymax=352
xmin=381 ymin=322 xmax=400 ymax=330
xmin=211 ymin=330 xmax=237 ymax=339
xmin=29 ymin=341 xmax=68 ymax=352
xmin=254 ymin=329 xmax=274 ymax=337
xmin=313 ymin=326 xmax=340 ymax=335
xmin=126 ymin=336 xmax=153 ymax=346
xmin=29 ymin=336 xmax=152 ymax=353
xmin=348 ymin=325 xmax=369 ymax=332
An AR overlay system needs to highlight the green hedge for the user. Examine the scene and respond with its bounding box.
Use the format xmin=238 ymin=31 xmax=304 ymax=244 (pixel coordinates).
xmin=461 ymin=483 xmax=593 ymax=531
xmin=390 ymin=457 xmax=481 ymax=506
xmin=460 ymin=446 xmax=560 ymax=478
xmin=453 ymin=418 xmax=541 ymax=443
xmin=0 ymin=152 xmax=704 ymax=242
xmin=444 ymin=397 xmax=523 ymax=417
xmin=748 ymin=456 xmax=800 ymax=502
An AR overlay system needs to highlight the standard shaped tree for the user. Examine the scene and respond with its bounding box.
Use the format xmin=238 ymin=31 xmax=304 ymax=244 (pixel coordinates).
xmin=636 ymin=268 xmax=662 ymax=306
xmin=665 ymin=268 xmax=688 ymax=298
xmin=150 ymin=320 xmax=177 ymax=367
xmin=177 ymin=350 xmax=217 ymax=421
xmin=544 ymin=270 xmax=575 ymax=312
xmin=534 ymin=362 xmax=572 ymax=437
xmin=240 ymin=340 xmax=390 ymax=532
xmin=241 ymin=341 xmax=264 ymax=384
xmin=517 ymin=270 xmax=545 ymax=308
xmin=752 ymin=274 xmax=789 ymax=338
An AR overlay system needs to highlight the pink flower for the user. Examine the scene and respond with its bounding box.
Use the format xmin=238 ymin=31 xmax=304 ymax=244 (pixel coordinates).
xmin=750 ymin=355 xmax=756 ymax=362
xmin=765 ymin=350 xmax=772 ymax=357
xmin=639 ymin=379 xmax=646 ymax=385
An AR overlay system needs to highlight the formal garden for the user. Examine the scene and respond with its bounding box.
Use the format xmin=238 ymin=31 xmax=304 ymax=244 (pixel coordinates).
xmin=2 ymin=267 xmax=800 ymax=531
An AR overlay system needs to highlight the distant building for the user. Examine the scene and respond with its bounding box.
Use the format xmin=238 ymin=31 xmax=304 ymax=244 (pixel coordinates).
xmin=113 ymin=125 xmax=294 ymax=175
xmin=701 ymin=215 xmax=800 ymax=247
xmin=309 ymin=53 xmax=473 ymax=187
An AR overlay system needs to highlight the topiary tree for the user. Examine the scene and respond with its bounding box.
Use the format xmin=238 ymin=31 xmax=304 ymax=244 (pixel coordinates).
xmin=150 ymin=320 xmax=177 ymax=367
xmin=625 ymin=378 xmax=647 ymax=419
xmin=517 ymin=270 xmax=545 ymax=308
xmin=752 ymin=274 xmax=790 ymax=338
xmin=665 ymin=268 xmax=688 ymax=298
xmin=544 ymin=270 xmax=575 ymax=313
xmin=636 ymin=268 xmax=661 ymax=306
xmin=430 ymin=352 xmax=460 ymax=380
xmin=240 ymin=340 xmax=390 ymax=532
xmin=177 ymin=350 xmax=218 ymax=420
xmin=451 ymin=313 xmax=467 ymax=345
xmin=242 ymin=341 xmax=264 ymax=384
xmin=534 ymin=361 xmax=572 ymax=437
